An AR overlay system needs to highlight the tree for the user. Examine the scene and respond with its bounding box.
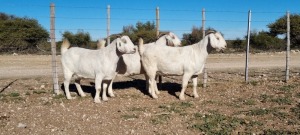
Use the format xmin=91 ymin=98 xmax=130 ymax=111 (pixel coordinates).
xmin=121 ymin=21 xmax=156 ymax=45
xmin=268 ymin=14 xmax=300 ymax=48
xmin=0 ymin=12 xmax=49 ymax=53
xmin=181 ymin=26 xmax=215 ymax=46
xmin=249 ymin=31 xmax=285 ymax=50
xmin=231 ymin=38 xmax=244 ymax=50
xmin=62 ymin=30 xmax=91 ymax=48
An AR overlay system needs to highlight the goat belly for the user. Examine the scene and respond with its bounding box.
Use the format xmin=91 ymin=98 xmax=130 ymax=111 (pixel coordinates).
xmin=156 ymin=70 xmax=183 ymax=76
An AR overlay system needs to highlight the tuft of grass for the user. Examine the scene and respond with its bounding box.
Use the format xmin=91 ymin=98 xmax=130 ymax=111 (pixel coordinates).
xmin=25 ymin=92 xmax=31 ymax=95
xmin=263 ymin=129 xmax=299 ymax=134
xmin=246 ymin=108 xmax=272 ymax=116
xmin=189 ymin=112 xmax=262 ymax=134
xmin=150 ymin=114 xmax=170 ymax=125
xmin=248 ymin=80 xmax=259 ymax=86
xmin=0 ymin=92 xmax=24 ymax=103
xmin=9 ymin=92 xmax=20 ymax=97
xmin=278 ymin=85 xmax=295 ymax=92
xmin=0 ymin=93 xmax=6 ymax=98
xmin=33 ymin=90 xmax=47 ymax=94
xmin=260 ymin=94 xmax=273 ymax=103
xmin=243 ymin=99 xmax=256 ymax=105
xmin=129 ymin=107 xmax=147 ymax=112
xmin=272 ymin=111 xmax=289 ymax=120
xmin=296 ymin=93 xmax=300 ymax=98
xmin=43 ymin=101 xmax=52 ymax=106
xmin=179 ymin=101 xmax=193 ymax=108
xmin=121 ymin=114 xmax=138 ymax=120
xmin=158 ymin=101 xmax=193 ymax=114
xmin=291 ymin=103 xmax=300 ymax=119
xmin=270 ymin=96 xmax=292 ymax=105
xmin=53 ymin=94 xmax=66 ymax=100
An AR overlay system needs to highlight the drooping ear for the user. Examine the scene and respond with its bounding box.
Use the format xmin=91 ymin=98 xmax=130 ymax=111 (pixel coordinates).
xmin=115 ymin=34 xmax=122 ymax=38
xmin=121 ymin=38 xmax=127 ymax=44
xmin=157 ymin=32 xmax=169 ymax=39
xmin=165 ymin=35 xmax=175 ymax=46
xmin=115 ymin=38 xmax=121 ymax=48
xmin=205 ymin=30 xmax=216 ymax=36
xmin=206 ymin=36 xmax=213 ymax=53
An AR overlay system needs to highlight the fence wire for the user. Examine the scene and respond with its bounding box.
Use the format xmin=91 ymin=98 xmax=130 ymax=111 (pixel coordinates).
xmin=0 ymin=4 xmax=299 ymax=83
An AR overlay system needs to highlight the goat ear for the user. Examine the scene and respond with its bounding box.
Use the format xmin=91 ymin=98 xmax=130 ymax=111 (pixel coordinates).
xmin=171 ymin=34 xmax=175 ymax=39
xmin=115 ymin=34 xmax=122 ymax=39
xmin=205 ymin=30 xmax=216 ymax=36
xmin=121 ymin=38 xmax=127 ymax=44
xmin=157 ymin=32 xmax=168 ymax=39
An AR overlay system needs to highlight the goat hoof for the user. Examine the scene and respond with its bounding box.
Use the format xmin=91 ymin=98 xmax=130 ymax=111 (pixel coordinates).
xmin=80 ymin=93 xmax=87 ymax=97
xmin=152 ymin=95 xmax=158 ymax=99
xmin=194 ymin=95 xmax=199 ymax=98
xmin=55 ymin=91 xmax=62 ymax=95
xmin=94 ymin=98 xmax=101 ymax=103
xmin=155 ymin=91 xmax=160 ymax=95
xmin=179 ymin=96 xmax=185 ymax=100
xmin=102 ymin=97 xmax=108 ymax=102
xmin=67 ymin=96 xmax=76 ymax=100
xmin=108 ymin=93 xmax=115 ymax=97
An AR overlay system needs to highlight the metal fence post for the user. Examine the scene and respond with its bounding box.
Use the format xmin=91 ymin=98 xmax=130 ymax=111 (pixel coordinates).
xmin=245 ymin=10 xmax=251 ymax=82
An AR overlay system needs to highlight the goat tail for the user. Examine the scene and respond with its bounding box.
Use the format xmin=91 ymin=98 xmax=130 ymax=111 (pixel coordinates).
xmin=61 ymin=39 xmax=70 ymax=55
xmin=97 ymin=39 xmax=106 ymax=49
xmin=138 ymin=38 xmax=144 ymax=56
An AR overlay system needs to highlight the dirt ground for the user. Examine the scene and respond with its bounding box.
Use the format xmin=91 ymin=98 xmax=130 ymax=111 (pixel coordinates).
xmin=0 ymin=52 xmax=300 ymax=134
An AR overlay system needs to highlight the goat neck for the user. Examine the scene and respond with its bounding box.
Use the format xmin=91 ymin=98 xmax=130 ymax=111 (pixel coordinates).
xmin=155 ymin=36 xmax=167 ymax=45
xmin=103 ymin=39 xmax=122 ymax=61
xmin=192 ymin=34 xmax=211 ymax=56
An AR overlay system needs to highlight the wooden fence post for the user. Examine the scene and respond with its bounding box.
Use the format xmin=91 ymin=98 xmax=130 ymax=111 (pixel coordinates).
xmin=245 ymin=10 xmax=251 ymax=82
xmin=107 ymin=5 xmax=110 ymax=46
xmin=202 ymin=8 xmax=207 ymax=88
xmin=285 ymin=11 xmax=290 ymax=82
xmin=156 ymin=7 xmax=163 ymax=88
xmin=50 ymin=3 xmax=60 ymax=95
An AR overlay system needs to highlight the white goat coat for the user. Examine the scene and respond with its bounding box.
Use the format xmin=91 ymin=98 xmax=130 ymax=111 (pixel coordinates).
xmin=117 ymin=33 xmax=182 ymax=76
xmin=61 ymin=36 xmax=135 ymax=103
xmin=62 ymin=47 xmax=119 ymax=80
xmin=106 ymin=33 xmax=182 ymax=98
xmin=139 ymin=32 xmax=227 ymax=100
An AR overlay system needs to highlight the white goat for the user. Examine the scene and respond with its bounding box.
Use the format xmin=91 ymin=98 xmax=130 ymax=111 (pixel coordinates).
xmin=61 ymin=36 xmax=136 ymax=103
xmin=105 ymin=32 xmax=182 ymax=98
xmin=138 ymin=31 xmax=227 ymax=100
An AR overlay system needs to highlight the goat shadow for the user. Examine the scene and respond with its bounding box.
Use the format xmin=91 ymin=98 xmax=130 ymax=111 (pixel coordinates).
xmin=60 ymin=79 xmax=184 ymax=99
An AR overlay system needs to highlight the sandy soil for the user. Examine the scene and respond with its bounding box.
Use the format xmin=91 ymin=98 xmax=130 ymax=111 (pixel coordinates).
xmin=0 ymin=53 xmax=299 ymax=134
xmin=0 ymin=52 xmax=299 ymax=79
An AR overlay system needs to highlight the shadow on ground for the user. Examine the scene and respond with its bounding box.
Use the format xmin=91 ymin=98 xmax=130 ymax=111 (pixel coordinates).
xmin=60 ymin=79 xmax=183 ymax=99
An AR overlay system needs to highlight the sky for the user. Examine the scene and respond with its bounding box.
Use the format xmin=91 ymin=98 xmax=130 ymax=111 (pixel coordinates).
xmin=0 ymin=0 xmax=299 ymax=41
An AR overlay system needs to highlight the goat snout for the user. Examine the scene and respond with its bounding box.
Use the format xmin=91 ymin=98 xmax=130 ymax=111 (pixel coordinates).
xmin=132 ymin=47 xmax=137 ymax=53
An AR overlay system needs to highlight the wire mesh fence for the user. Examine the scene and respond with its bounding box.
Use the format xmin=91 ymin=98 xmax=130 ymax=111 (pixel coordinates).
xmin=0 ymin=3 xmax=299 ymax=90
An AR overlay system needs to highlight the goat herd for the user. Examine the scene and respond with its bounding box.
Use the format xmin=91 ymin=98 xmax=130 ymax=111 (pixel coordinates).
xmin=60 ymin=31 xmax=227 ymax=103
